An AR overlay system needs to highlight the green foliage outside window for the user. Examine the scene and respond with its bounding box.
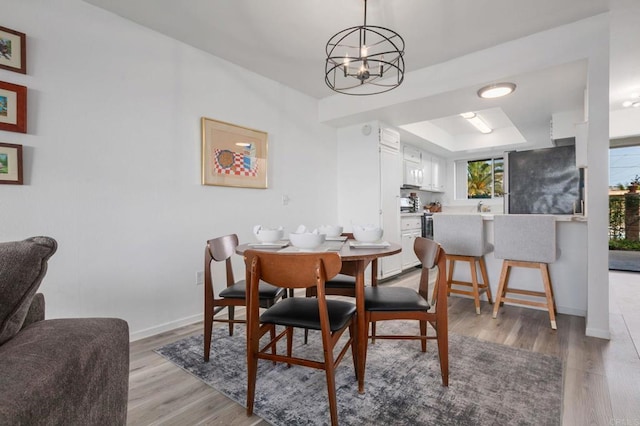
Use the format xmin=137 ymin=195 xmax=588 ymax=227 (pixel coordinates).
xmin=467 ymin=158 xmax=503 ymax=199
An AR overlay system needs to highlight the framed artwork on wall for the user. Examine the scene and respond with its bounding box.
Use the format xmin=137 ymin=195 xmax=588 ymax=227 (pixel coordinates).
xmin=0 ymin=26 xmax=26 ymax=74
xmin=0 ymin=81 xmax=27 ymax=133
xmin=201 ymin=117 xmax=268 ymax=189
xmin=0 ymin=142 xmax=23 ymax=185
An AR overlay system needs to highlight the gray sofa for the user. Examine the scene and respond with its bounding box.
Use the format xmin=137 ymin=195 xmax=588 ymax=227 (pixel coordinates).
xmin=0 ymin=236 xmax=130 ymax=425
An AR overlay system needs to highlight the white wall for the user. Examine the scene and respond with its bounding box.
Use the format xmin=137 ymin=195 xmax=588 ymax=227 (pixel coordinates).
xmin=0 ymin=0 xmax=338 ymax=340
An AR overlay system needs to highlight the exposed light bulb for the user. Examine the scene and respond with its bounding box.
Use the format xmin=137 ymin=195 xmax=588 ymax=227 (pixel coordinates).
xmin=361 ymin=45 xmax=368 ymax=58
xmin=623 ymin=100 xmax=633 ymax=107
xmin=632 ymin=101 xmax=640 ymax=108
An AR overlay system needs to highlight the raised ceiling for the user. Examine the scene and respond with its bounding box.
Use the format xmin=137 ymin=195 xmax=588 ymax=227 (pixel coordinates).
xmin=82 ymin=0 xmax=640 ymax=154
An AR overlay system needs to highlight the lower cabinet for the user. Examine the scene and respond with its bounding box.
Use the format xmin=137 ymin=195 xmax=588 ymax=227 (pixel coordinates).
xmin=400 ymin=216 xmax=422 ymax=270
xmin=401 ymin=230 xmax=421 ymax=269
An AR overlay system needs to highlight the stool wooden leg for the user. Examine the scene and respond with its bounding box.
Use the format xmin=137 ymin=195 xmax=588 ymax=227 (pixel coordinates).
xmin=493 ymin=261 xmax=510 ymax=319
xmin=470 ymin=259 xmax=481 ymax=314
xmin=446 ymin=258 xmax=455 ymax=297
xmin=479 ymin=256 xmax=493 ymax=304
xmin=540 ymin=263 xmax=557 ymax=330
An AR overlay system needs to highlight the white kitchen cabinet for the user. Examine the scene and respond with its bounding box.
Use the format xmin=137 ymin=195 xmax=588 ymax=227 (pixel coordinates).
xmin=403 ymin=145 xmax=423 ymax=187
xmin=400 ymin=216 xmax=421 ymax=270
xmin=420 ymin=151 xmax=446 ymax=192
xmin=337 ymin=122 xmax=402 ymax=280
xmin=431 ymin=155 xmax=446 ymax=192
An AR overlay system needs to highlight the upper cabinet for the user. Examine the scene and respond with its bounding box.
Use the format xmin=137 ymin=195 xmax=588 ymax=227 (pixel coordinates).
xmin=420 ymin=151 xmax=446 ymax=192
xmin=402 ymin=145 xmax=423 ymax=187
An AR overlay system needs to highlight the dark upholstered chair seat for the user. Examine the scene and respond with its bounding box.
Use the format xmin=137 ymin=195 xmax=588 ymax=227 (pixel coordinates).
xmin=219 ymin=280 xmax=285 ymax=300
xmin=260 ymin=298 xmax=356 ymax=331
xmin=365 ymin=286 xmax=430 ymax=312
xmin=325 ymin=274 xmax=356 ymax=289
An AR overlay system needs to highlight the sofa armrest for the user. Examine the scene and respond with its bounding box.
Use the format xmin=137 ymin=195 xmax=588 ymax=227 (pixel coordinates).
xmin=20 ymin=293 xmax=45 ymax=330
xmin=0 ymin=318 xmax=129 ymax=425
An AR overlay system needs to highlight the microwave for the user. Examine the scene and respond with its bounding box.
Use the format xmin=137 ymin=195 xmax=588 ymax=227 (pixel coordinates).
xmin=400 ymin=197 xmax=415 ymax=212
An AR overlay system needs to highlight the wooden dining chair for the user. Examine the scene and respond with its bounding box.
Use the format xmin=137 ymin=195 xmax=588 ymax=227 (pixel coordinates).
xmin=364 ymin=237 xmax=449 ymax=386
xmin=203 ymin=234 xmax=286 ymax=362
xmin=306 ymin=233 xmax=357 ymax=298
xmin=244 ymin=250 xmax=358 ymax=426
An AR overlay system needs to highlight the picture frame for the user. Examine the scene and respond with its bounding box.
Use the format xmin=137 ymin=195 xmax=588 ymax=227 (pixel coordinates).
xmin=201 ymin=117 xmax=268 ymax=189
xmin=0 ymin=81 xmax=27 ymax=133
xmin=0 ymin=26 xmax=26 ymax=74
xmin=0 ymin=142 xmax=23 ymax=185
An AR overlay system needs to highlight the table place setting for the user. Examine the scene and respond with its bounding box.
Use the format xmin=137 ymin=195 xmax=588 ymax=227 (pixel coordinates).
xmin=349 ymin=224 xmax=388 ymax=248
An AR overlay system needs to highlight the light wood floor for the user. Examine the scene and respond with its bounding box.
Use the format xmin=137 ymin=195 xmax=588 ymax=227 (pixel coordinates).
xmin=127 ymin=269 xmax=640 ymax=425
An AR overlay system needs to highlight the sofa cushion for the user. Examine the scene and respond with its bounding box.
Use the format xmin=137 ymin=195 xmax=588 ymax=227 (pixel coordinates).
xmin=0 ymin=318 xmax=130 ymax=425
xmin=0 ymin=237 xmax=57 ymax=345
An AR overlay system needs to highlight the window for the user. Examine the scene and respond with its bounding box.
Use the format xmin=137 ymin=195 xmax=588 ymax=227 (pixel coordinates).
xmin=455 ymin=157 xmax=503 ymax=199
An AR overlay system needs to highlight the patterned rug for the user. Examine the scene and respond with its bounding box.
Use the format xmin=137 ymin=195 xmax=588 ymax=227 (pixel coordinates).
xmin=155 ymin=322 xmax=562 ymax=425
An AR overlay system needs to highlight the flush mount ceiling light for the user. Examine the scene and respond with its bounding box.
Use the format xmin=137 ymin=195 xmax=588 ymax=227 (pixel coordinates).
xmin=325 ymin=0 xmax=405 ymax=95
xmin=477 ymin=82 xmax=516 ymax=99
xmin=460 ymin=112 xmax=492 ymax=134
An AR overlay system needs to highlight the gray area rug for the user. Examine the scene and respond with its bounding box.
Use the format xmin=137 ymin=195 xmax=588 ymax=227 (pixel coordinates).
xmin=155 ymin=322 xmax=562 ymax=425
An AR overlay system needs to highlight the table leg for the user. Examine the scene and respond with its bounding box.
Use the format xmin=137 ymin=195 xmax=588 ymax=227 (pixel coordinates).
xmin=355 ymin=259 xmax=367 ymax=394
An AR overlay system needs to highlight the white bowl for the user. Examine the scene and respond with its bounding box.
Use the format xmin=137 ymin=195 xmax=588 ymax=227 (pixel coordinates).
xmin=289 ymin=232 xmax=326 ymax=250
xmin=253 ymin=226 xmax=284 ymax=243
xmin=317 ymin=225 xmax=343 ymax=237
xmin=352 ymin=226 xmax=383 ymax=243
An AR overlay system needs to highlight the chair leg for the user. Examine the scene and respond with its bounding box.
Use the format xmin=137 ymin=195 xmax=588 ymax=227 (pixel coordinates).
xmin=324 ymin=357 xmax=339 ymax=426
xmin=349 ymin=322 xmax=359 ymax=381
xmin=479 ymin=256 xmax=493 ymax=304
xmin=286 ymin=326 xmax=293 ymax=367
xmin=419 ymin=320 xmax=427 ymax=352
xmin=203 ymin=304 xmax=213 ymax=362
xmin=540 ymin=263 xmax=557 ymax=330
xmin=492 ymin=261 xmax=510 ymax=319
xmin=228 ymin=306 xmax=235 ymax=336
xmin=469 ymin=258 xmax=481 ymax=315
xmin=435 ymin=319 xmax=448 ymax=387
xmin=371 ymin=321 xmax=377 ymax=343
xmin=246 ymin=327 xmax=259 ymax=416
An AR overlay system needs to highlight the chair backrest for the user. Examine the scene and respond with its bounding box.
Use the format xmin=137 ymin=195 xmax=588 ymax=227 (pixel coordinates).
xmin=205 ymin=234 xmax=239 ymax=298
xmin=243 ymin=250 xmax=341 ymax=291
xmin=433 ymin=214 xmax=491 ymax=256
xmin=414 ymin=237 xmax=448 ymax=318
xmin=494 ymin=215 xmax=558 ymax=263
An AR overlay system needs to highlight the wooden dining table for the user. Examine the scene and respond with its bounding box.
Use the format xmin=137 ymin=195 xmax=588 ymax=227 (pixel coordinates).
xmin=236 ymin=239 xmax=401 ymax=394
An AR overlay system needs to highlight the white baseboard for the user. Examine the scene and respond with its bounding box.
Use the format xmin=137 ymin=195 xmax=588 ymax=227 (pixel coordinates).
xmin=130 ymin=313 xmax=201 ymax=342
xmin=585 ymin=326 xmax=611 ymax=340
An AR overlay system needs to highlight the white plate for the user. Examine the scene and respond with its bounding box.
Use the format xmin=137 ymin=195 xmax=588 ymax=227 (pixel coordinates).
xmin=325 ymin=235 xmax=348 ymax=241
xmin=248 ymin=241 xmax=289 ymax=248
xmin=349 ymin=241 xmax=391 ymax=249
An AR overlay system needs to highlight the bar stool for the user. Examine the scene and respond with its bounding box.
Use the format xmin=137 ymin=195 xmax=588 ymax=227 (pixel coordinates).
xmin=492 ymin=215 xmax=559 ymax=329
xmin=433 ymin=214 xmax=493 ymax=314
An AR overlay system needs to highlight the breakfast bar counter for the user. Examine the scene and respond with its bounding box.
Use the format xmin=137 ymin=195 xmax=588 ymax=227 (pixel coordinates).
xmin=433 ymin=213 xmax=588 ymax=317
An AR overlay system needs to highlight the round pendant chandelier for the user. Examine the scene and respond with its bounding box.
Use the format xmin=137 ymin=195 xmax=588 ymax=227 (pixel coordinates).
xmin=325 ymin=0 xmax=405 ymax=95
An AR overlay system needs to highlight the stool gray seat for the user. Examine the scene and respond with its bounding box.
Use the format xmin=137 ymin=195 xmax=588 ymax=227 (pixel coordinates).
xmin=492 ymin=215 xmax=559 ymax=329
xmin=433 ymin=214 xmax=493 ymax=314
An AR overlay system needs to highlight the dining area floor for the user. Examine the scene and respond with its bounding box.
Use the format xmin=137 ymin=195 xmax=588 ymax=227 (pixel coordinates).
xmin=127 ymin=269 xmax=640 ymax=425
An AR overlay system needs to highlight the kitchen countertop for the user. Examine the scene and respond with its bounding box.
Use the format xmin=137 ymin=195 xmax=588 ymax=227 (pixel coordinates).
xmin=433 ymin=212 xmax=588 ymax=222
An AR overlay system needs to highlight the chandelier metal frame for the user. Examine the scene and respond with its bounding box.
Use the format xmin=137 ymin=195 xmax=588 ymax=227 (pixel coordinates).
xmin=325 ymin=0 xmax=405 ymax=95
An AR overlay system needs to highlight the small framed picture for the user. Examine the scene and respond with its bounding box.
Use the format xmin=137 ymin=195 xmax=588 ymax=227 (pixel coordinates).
xmin=201 ymin=117 xmax=268 ymax=189
xmin=0 ymin=142 xmax=23 ymax=185
xmin=0 ymin=26 xmax=26 ymax=74
xmin=0 ymin=81 xmax=27 ymax=133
